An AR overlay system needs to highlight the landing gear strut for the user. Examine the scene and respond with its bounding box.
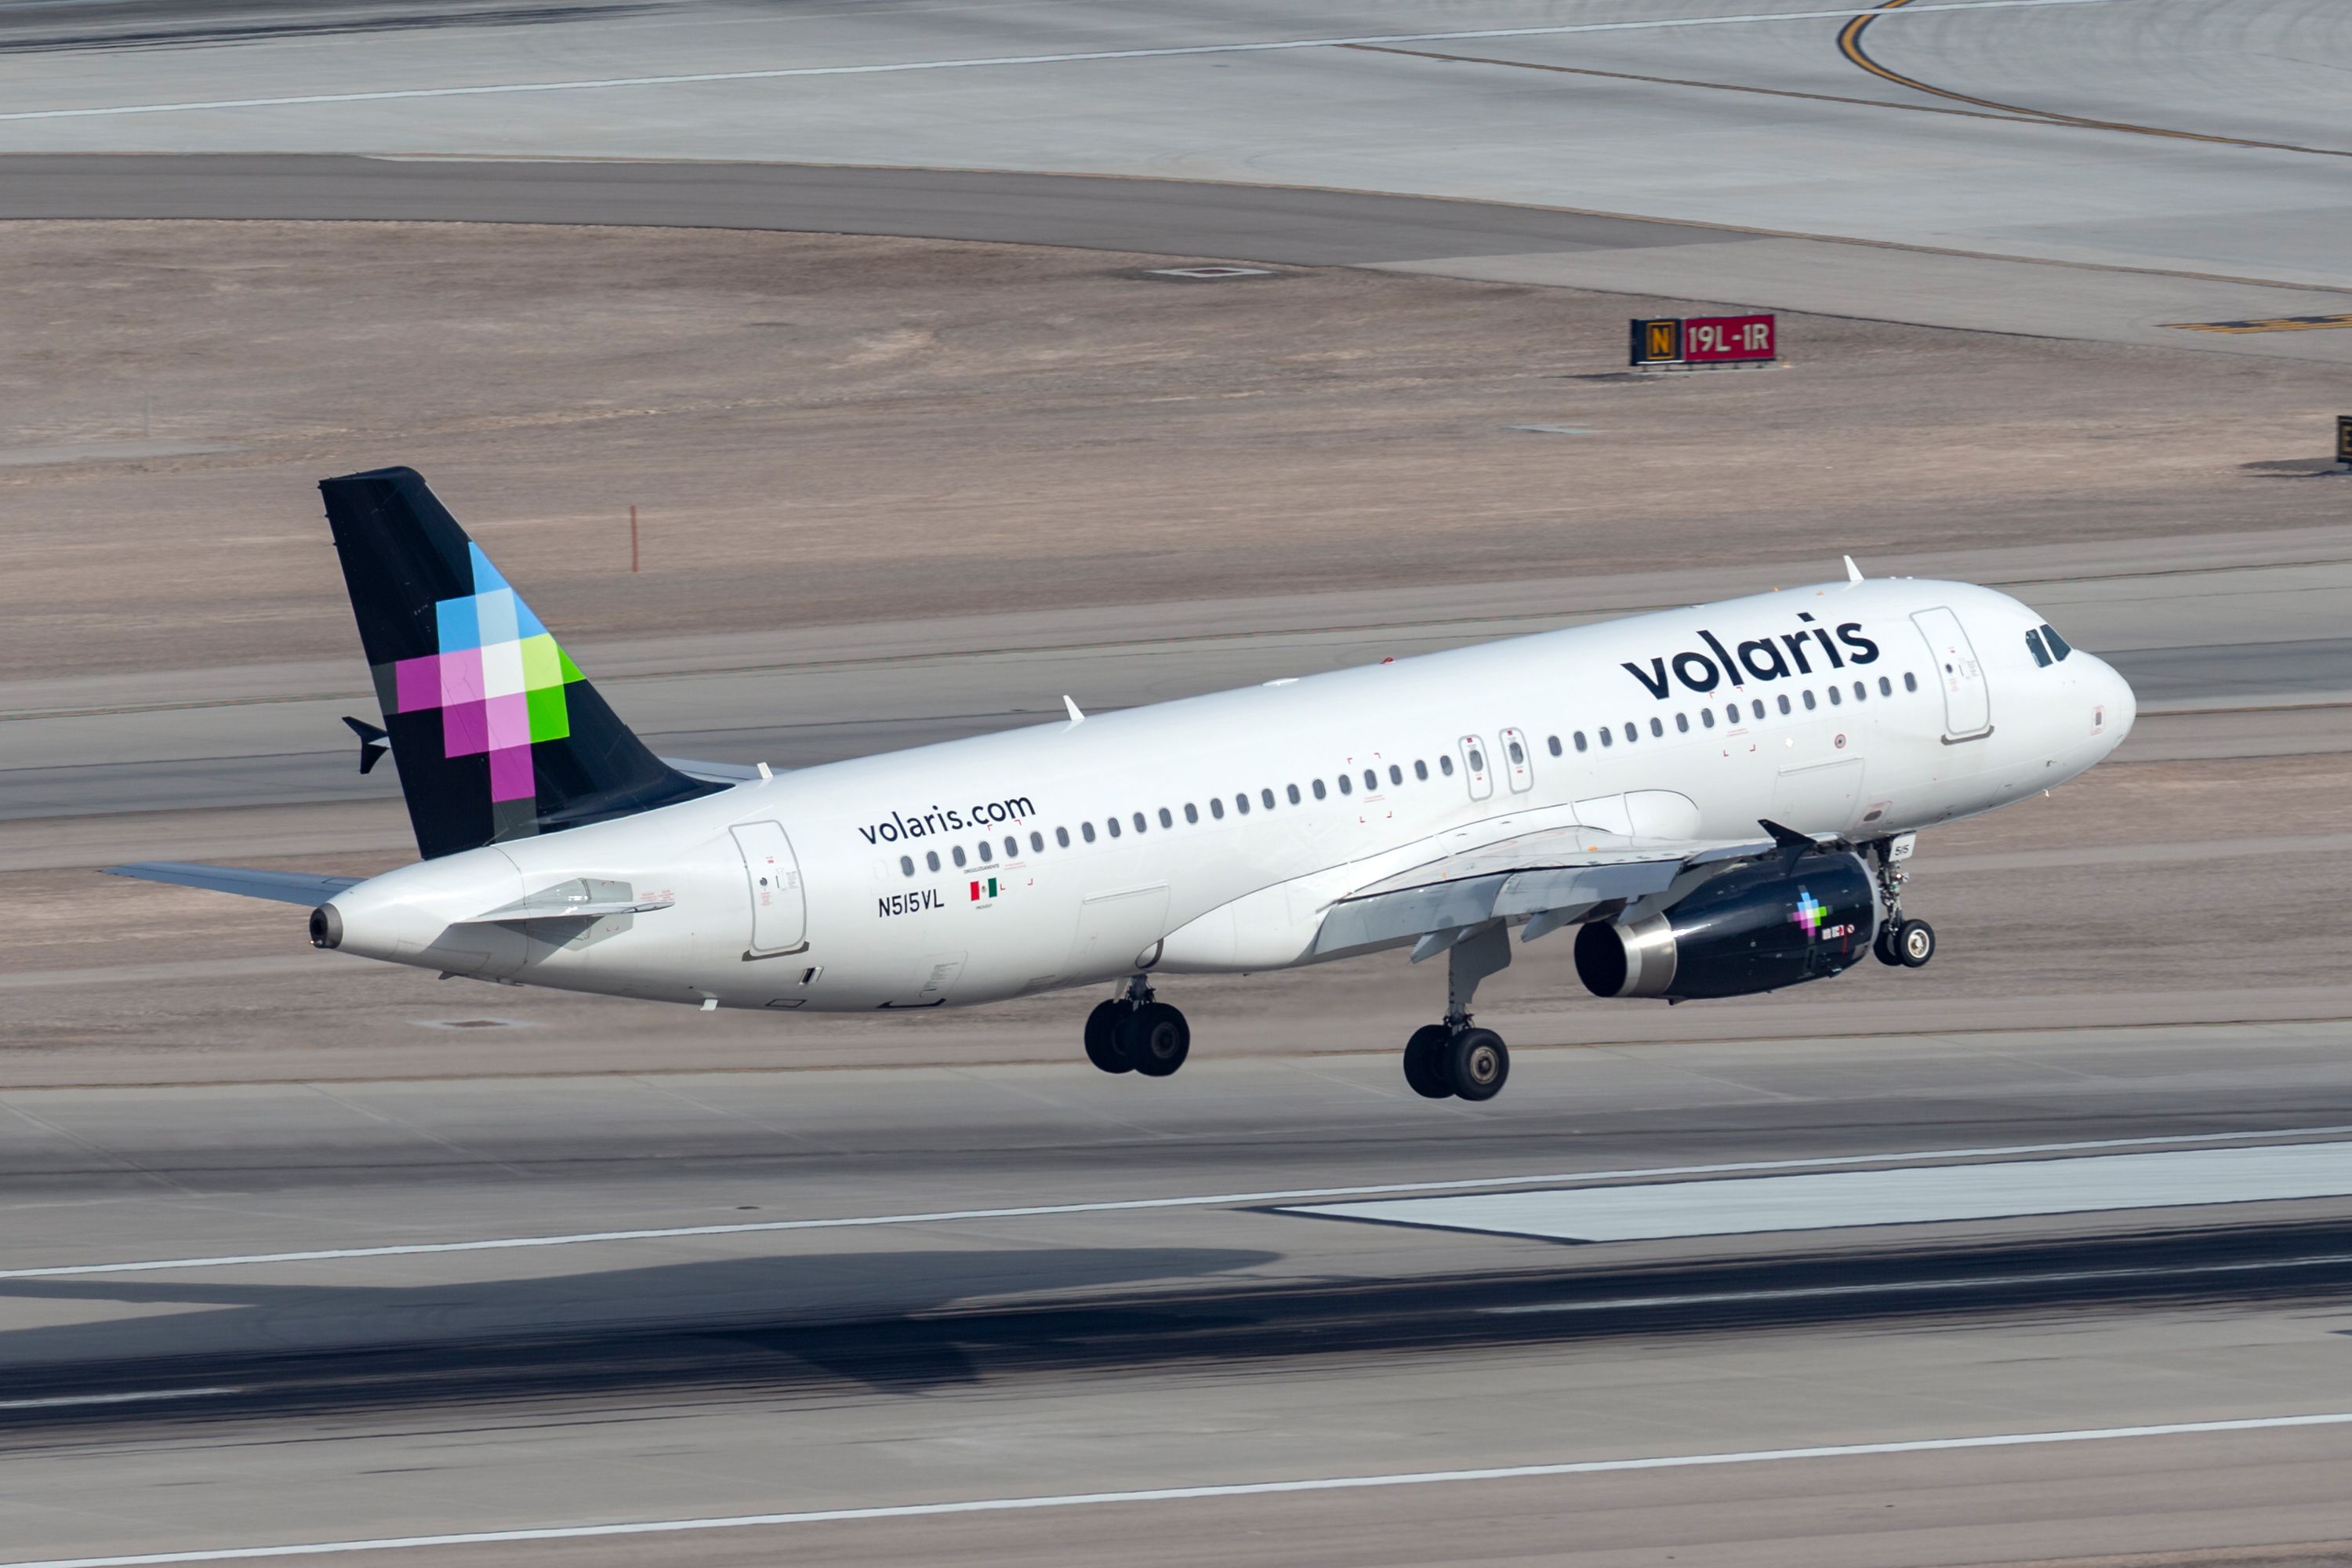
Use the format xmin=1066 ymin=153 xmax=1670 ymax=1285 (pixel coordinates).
xmin=1868 ymin=833 xmax=1936 ymax=969
xmin=1402 ymin=921 xmax=1512 ymax=1102
xmin=1084 ymin=975 xmax=1190 ymax=1078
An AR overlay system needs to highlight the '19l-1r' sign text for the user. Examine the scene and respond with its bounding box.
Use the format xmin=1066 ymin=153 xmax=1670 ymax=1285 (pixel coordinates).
xmin=1629 ymin=314 xmax=1777 ymax=368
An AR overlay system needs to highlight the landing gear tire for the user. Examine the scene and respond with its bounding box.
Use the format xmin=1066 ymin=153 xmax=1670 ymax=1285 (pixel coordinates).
xmin=1895 ymin=918 xmax=1936 ymax=968
xmin=1444 ymin=1028 xmax=1509 ymax=1102
xmin=1403 ymin=1024 xmax=1454 ymax=1099
xmin=1084 ymin=999 xmax=1135 ymax=1073
xmin=1120 ymin=1001 xmax=1191 ymax=1077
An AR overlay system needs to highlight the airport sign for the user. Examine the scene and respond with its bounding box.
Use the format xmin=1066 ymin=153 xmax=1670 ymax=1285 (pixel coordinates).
xmin=1628 ymin=313 xmax=1775 ymax=368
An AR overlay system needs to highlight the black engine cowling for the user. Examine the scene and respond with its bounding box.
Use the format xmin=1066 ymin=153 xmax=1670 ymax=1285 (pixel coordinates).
xmin=1573 ymin=853 xmax=1877 ymax=1001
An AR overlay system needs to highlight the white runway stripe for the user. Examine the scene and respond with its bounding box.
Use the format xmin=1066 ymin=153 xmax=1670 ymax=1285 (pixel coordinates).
xmin=0 ymin=1387 xmax=241 ymax=1412
xmin=4 ymin=1122 xmax=2343 ymax=1281
xmin=8 ymin=1412 xmax=2350 ymax=1567
xmin=0 ymin=0 xmax=2133 ymax=122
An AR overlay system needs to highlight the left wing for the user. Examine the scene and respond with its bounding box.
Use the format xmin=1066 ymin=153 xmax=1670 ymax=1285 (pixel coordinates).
xmin=103 ymin=862 xmax=364 ymax=906
xmin=1314 ymin=826 xmax=1774 ymax=958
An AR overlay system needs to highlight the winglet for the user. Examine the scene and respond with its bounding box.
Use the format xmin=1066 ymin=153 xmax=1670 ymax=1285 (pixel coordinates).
xmin=1844 ymin=554 xmax=1864 ymax=584
xmin=341 ymin=714 xmax=389 ymax=776
xmin=1063 ymin=695 xmax=1085 ymax=726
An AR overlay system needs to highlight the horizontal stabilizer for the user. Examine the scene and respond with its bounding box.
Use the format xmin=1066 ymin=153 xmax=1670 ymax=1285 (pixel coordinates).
xmin=465 ymin=877 xmax=674 ymax=924
xmin=103 ymin=862 xmax=362 ymax=906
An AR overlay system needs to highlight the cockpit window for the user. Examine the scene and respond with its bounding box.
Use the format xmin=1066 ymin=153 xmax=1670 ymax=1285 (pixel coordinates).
xmin=2025 ymin=628 xmax=2052 ymax=668
xmin=2042 ymin=622 xmax=2073 ymax=661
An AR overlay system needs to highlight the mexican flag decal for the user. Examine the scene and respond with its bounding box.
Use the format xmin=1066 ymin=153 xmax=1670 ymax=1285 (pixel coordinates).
xmin=969 ymin=877 xmax=1000 ymax=904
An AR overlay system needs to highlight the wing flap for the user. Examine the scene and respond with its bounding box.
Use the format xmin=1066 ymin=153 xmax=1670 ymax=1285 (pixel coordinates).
xmin=1313 ymin=827 xmax=1774 ymax=956
xmin=103 ymin=862 xmax=363 ymax=906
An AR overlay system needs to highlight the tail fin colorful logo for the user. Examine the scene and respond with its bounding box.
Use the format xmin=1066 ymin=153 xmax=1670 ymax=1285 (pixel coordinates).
xmin=388 ymin=543 xmax=585 ymax=804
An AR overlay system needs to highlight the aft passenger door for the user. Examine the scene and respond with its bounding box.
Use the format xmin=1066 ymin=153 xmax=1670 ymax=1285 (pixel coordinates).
xmin=1457 ymin=735 xmax=1494 ymax=800
xmin=1911 ymin=607 xmax=1991 ymax=740
xmin=730 ymin=821 xmax=806 ymax=956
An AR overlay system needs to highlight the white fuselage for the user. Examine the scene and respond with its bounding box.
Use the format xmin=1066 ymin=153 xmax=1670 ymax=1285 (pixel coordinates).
xmin=323 ymin=578 xmax=2134 ymax=1011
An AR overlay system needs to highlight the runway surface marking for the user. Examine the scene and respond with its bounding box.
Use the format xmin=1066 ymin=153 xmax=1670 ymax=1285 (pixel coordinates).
xmin=1483 ymin=1249 xmax=2352 ymax=1314
xmin=5 ymin=1123 xmax=2345 ymax=1280
xmin=0 ymin=0 xmax=2136 ymax=122
xmin=1297 ymin=1140 xmax=2352 ymax=1242
xmin=1835 ymin=0 xmax=2352 ymax=157
xmin=0 ymin=1387 xmax=241 ymax=1412
xmin=11 ymin=1413 xmax=2352 ymax=1567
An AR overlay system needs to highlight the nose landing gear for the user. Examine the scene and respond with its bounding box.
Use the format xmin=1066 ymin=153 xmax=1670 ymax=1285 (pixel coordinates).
xmin=1868 ymin=833 xmax=1936 ymax=968
xmin=1083 ymin=976 xmax=1191 ymax=1078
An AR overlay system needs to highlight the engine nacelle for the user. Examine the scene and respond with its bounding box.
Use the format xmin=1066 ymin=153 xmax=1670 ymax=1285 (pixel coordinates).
xmin=1573 ymin=853 xmax=1876 ymax=1001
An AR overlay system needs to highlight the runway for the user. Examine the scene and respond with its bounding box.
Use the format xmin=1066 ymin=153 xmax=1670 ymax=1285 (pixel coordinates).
xmin=9 ymin=1029 xmax=2352 ymax=1564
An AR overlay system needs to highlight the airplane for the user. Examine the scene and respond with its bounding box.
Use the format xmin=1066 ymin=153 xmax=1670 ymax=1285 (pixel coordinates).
xmin=111 ymin=467 xmax=2136 ymax=1103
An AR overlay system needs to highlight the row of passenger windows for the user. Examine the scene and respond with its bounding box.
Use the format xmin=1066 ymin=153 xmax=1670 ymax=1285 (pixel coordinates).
xmin=898 ymin=755 xmax=1469 ymax=877
xmin=1548 ymin=672 xmax=1918 ymax=753
xmin=894 ymin=670 xmax=1922 ymax=877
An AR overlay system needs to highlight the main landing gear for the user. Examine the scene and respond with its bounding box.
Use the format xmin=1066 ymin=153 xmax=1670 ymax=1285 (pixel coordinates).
xmin=1403 ymin=921 xmax=1513 ymax=1102
xmin=1868 ymin=833 xmax=1936 ymax=970
xmin=1083 ymin=975 xmax=1190 ymax=1078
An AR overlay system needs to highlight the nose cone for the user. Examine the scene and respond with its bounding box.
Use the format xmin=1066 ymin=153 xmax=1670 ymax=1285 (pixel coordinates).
xmin=2093 ymin=653 xmax=2136 ymax=748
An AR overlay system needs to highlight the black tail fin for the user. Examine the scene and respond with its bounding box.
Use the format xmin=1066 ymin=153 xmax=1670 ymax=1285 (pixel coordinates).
xmin=319 ymin=466 xmax=721 ymax=860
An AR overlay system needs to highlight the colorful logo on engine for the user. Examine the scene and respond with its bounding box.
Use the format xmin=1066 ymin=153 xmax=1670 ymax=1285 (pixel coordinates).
xmin=1789 ymin=888 xmax=1827 ymax=936
xmin=388 ymin=543 xmax=583 ymax=803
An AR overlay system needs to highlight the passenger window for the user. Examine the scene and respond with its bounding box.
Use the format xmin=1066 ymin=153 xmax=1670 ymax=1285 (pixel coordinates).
xmin=1185 ymin=803 xmax=1199 ymax=824
xmin=1547 ymin=735 xmax=1562 ymax=757
xmin=1853 ymin=681 xmax=1866 ymax=702
xmin=1751 ymin=699 xmax=1766 ymax=720
xmin=927 ymin=850 xmax=942 ymax=871
xmin=1131 ymin=812 xmax=1145 ymax=833
xmin=1158 ymin=807 xmax=1173 ymax=829
xmin=1468 ymin=748 xmax=1486 ymax=772
xmin=1599 ymin=727 xmax=1614 ymax=748
xmin=900 ymin=855 xmax=915 ymax=877
xmin=1675 ymin=712 xmax=1690 ymax=732
xmin=1802 ymin=689 xmax=1817 ymax=710
xmin=977 ymin=840 xmax=993 ymax=862
xmin=1338 ymin=774 xmax=1353 ymax=796
xmin=1574 ymin=731 xmax=1588 ymax=752
xmin=1262 ymin=788 xmax=1276 ymax=809
xmin=1288 ymin=783 xmax=1303 ymax=803
xmin=1388 ymin=764 xmax=1403 ymax=785
xmin=1411 ymin=762 xmax=1427 ymax=782
xmin=1314 ymin=778 xmax=1329 ymax=797
xmin=1236 ymin=793 xmax=1250 ymax=815
xmin=953 ymin=845 xmax=968 ymax=867
xmin=1081 ymin=822 xmax=1096 ymax=843
xmin=1029 ymin=832 xmax=1044 ymax=852
xmin=1439 ymin=756 xmax=1454 ymax=776
xmin=1828 ymin=685 xmax=1842 ymax=705
xmin=2025 ymin=628 xmax=2051 ymax=668
xmin=1363 ymin=768 xmax=1377 ymax=790
xmin=1622 ymin=723 xmax=1636 ymax=743
xmin=1107 ymin=818 xmax=1121 ymax=838
xmin=1648 ymin=717 xmax=1663 ymax=737
xmin=1777 ymin=695 xmax=1792 ymax=715
xmin=1211 ymin=797 xmax=1226 ymax=818
xmin=1506 ymin=741 xmax=1524 ymax=765
xmin=1700 ymin=708 xmax=1715 ymax=729
xmin=1904 ymin=672 xmax=1919 ymax=692
xmin=2042 ymin=623 xmax=2073 ymax=660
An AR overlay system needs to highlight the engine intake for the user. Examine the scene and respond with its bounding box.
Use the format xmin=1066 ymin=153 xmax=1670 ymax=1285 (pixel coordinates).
xmin=1573 ymin=853 xmax=1875 ymax=1001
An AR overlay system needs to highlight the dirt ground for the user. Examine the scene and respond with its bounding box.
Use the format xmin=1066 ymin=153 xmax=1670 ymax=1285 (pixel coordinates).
xmin=5 ymin=220 xmax=2347 ymax=679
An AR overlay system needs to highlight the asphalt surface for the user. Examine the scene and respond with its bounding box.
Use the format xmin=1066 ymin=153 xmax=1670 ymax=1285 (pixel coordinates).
xmin=8 ymin=1029 xmax=2352 ymax=1565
